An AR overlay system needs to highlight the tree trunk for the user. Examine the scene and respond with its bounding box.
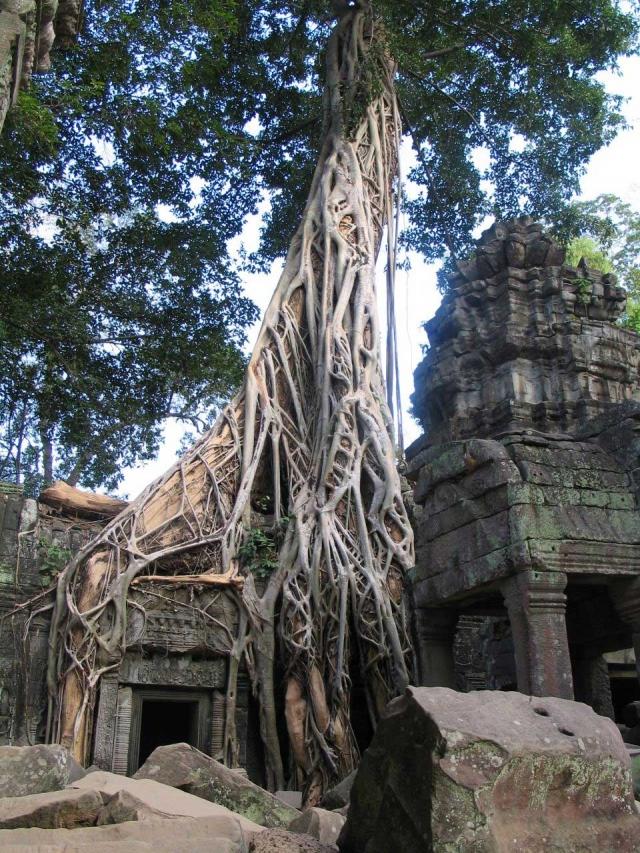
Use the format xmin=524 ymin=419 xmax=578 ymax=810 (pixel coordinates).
xmin=41 ymin=429 xmax=53 ymax=487
xmin=46 ymin=2 xmax=414 ymax=799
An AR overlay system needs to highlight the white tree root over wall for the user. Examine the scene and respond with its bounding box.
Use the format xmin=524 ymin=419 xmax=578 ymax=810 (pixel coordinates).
xmin=46 ymin=4 xmax=415 ymax=802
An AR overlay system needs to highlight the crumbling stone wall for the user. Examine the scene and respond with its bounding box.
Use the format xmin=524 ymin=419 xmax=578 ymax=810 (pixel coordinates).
xmin=412 ymin=219 xmax=637 ymax=444
xmin=0 ymin=483 xmax=261 ymax=777
xmin=0 ymin=482 xmax=104 ymax=743
xmin=453 ymin=615 xmax=517 ymax=692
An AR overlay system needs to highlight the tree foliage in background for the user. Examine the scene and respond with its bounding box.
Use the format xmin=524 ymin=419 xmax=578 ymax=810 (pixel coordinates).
xmin=0 ymin=0 xmax=637 ymax=491
xmin=0 ymin=1 xmax=260 ymax=493
xmin=564 ymin=194 xmax=640 ymax=331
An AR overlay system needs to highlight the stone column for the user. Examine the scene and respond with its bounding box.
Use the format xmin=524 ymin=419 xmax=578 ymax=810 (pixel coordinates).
xmin=414 ymin=608 xmax=458 ymax=688
xmin=501 ymin=571 xmax=573 ymax=699
xmin=235 ymin=672 xmax=249 ymax=769
xmin=572 ymin=653 xmax=615 ymax=720
xmin=92 ymin=674 xmax=119 ymax=770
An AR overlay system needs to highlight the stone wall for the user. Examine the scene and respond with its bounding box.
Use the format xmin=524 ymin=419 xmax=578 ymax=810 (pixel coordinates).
xmin=0 ymin=482 xmax=263 ymax=778
xmin=0 ymin=482 xmax=104 ymax=744
xmin=453 ymin=615 xmax=517 ymax=692
xmin=0 ymin=0 xmax=82 ymax=134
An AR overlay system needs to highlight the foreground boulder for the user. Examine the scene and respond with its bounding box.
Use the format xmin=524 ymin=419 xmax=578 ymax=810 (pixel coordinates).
xmin=0 ymin=815 xmax=254 ymax=852
xmin=0 ymin=744 xmax=84 ymax=798
xmin=339 ymin=687 xmax=640 ymax=853
xmin=71 ymin=770 xmax=263 ymax=833
xmin=134 ymin=742 xmax=299 ymax=827
xmin=0 ymin=787 xmax=103 ymax=829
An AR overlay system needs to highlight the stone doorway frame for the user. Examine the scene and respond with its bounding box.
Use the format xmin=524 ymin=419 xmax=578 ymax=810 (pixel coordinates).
xmin=126 ymin=687 xmax=210 ymax=775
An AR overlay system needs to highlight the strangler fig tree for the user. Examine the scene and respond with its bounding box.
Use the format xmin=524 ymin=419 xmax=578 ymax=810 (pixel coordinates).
xmin=47 ymin=3 xmax=413 ymax=802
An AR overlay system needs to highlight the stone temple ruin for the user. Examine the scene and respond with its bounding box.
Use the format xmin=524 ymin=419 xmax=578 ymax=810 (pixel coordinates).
xmin=0 ymin=483 xmax=263 ymax=778
xmin=0 ymin=218 xmax=639 ymax=790
xmin=408 ymin=217 xmax=640 ymax=723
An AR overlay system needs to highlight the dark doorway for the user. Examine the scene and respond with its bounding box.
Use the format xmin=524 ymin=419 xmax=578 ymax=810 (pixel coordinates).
xmin=128 ymin=689 xmax=208 ymax=774
xmin=138 ymin=699 xmax=198 ymax=768
xmin=610 ymin=670 xmax=640 ymax=722
xmin=349 ymin=631 xmax=374 ymax=754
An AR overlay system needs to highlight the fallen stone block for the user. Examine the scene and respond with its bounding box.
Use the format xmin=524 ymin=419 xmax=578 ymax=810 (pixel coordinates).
xmin=0 ymin=787 xmax=103 ymax=829
xmin=69 ymin=769 xmax=137 ymax=798
xmin=0 ymin=744 xmax=85 ymax=798
xmin=0 ymin=815 xmax=255 ymax=852
xmin=96 ymin=788 xmax=154 ymax=825
xmin=289 ymin=807 xmax=344 ymax=845
xmin=318 ymin=770 xmax=355 ymax=811
xmin=276 ymin=789 xmax=303 ymax=809
xmin=70 ymin=772 xmax=263 ymax=835
xmin=249 ymin=827 xmax=336 ymax=852
xmin=134 ymin=742 xmax=299 ymax=827
xmin=339 ymin=687 xmax=640 ymax=853
xmin=96 ymin=778 xmax=261 ymax=833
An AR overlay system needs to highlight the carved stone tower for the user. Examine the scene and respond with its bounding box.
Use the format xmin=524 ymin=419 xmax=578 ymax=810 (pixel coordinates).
xmin=408 ymin=218 xmax=640 ymax=717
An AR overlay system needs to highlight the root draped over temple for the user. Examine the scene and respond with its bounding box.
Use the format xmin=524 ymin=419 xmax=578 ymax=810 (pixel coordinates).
xmin=46 ymin=2 xmax=415 ymax=799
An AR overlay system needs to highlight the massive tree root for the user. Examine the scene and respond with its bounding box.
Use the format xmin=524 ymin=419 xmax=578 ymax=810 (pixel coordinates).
xmin=46 ymin=3 xmax=414 ymax=800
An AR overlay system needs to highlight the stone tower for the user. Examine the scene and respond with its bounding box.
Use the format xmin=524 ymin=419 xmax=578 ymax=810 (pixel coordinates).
xmin=408 ymin=218 xmax=640 ymax=718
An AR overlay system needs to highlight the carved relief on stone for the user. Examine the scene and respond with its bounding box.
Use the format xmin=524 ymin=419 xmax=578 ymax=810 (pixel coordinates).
xmin=412 ymin=218 xmax=639 ymax=446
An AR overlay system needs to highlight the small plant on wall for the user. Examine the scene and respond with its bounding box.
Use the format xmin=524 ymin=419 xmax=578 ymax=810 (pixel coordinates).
xmin=37 ymin=538 xmax=71 ymax=587
xmin=238 ymin=516 xmax=291 ymax=580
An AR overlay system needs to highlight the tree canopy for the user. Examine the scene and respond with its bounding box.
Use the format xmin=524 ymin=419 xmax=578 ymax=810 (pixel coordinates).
xmin=564 ymin=193 xmax=640 ymax=330
xmin=1 ymin=0 xmax=637 ymax=491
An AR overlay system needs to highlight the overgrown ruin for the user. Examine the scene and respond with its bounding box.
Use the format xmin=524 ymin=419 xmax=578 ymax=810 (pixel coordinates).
xmin=409 ymin=217 xmax=640 ymax=720
xmin=3 ymin=217 xmax=639 ymax=809
xmin=34 ymin=5 xmax=413 ymax=804
xmin=0 ymin=7 xmax=639 ymax=843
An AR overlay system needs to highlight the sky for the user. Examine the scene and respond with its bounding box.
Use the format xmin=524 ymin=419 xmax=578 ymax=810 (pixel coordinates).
xmin=117 ymin=55 xmax=640 ymax=500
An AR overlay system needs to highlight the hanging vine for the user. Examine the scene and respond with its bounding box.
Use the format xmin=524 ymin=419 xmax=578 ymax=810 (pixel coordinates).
xmin=45 ymin=1 xmax=414 ymax=803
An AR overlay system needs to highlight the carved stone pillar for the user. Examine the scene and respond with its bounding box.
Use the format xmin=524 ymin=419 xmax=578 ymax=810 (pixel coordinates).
xmin=501 ymin=571 xmax=573 ymax=699
xmin=414 ymin=608 xmax=458 ymax=688
xmin=572 ymin=653 xmax=615 ymax=720
xmin=92 ymin=673 xmax=119 ymax=770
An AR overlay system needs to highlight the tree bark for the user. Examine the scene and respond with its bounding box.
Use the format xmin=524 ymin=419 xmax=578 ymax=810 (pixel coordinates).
xmin=41 ymin=429 xmax=53 ymax=487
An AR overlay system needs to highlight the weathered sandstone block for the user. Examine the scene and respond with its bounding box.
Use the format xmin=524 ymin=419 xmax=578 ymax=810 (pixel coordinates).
xmin=134 ymin=741 xmax=299 ymax=827
xmin=289 ymin=806 xmax=345 ymax=844
xmin=0 ymin=743 xmax=85 ymax=797
xmin=339 ymin=687 xmax=640 ymax=852
xmin=0 ymin=815 xmax=255 ymax=852
xmin=70 ymin=769 xmax=263 ymax=835
xmin=0 ymin=787 xmax=103 ymax=829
